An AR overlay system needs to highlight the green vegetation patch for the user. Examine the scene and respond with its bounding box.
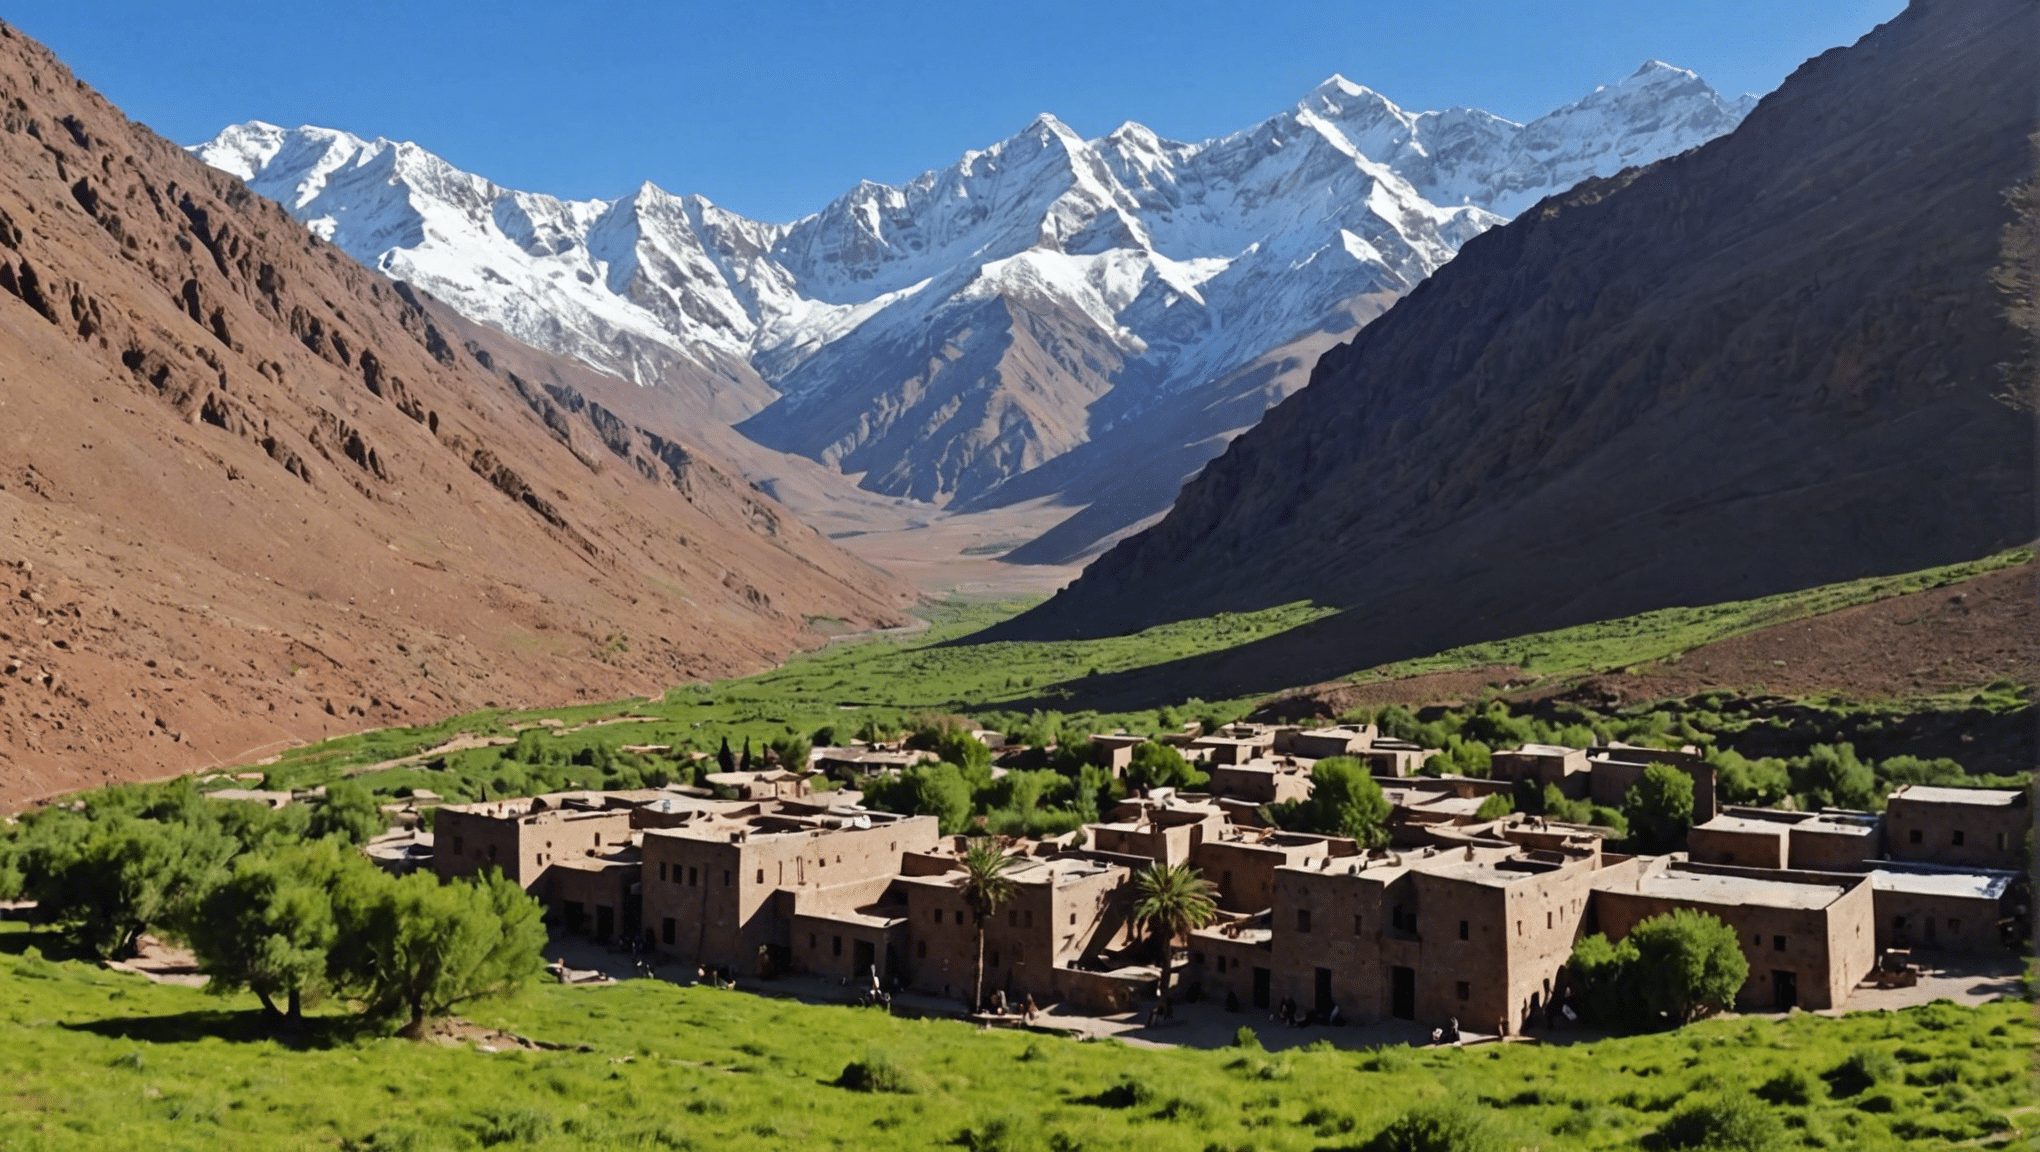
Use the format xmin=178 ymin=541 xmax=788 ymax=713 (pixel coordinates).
xmin=0 ymin=920 xmax=2028 ymax=1150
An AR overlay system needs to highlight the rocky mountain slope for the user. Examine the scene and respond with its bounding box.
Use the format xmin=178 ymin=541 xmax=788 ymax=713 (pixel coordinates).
xmin=1001 ymin=0 xmax=2035 ymax=689
xmin=0 ymin=22 xmax=912 ymax=807
xmin=194 ymin=67 xmax=1752 ymax=554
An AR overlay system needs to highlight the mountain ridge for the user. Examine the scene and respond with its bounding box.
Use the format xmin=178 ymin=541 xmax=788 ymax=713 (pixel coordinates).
xmin=194 ymin=65 xmax=1752 ymax=551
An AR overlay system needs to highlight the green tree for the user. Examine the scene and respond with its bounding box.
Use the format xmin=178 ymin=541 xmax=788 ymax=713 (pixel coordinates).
xmin=186 ymin=839 xmax=364 ymax=1026
xmin=1796 ymin=743 xmax=1878 ymax=810
xmin=308 ymin=780 xmax=386 ymax=845
xmin=1131 ymin=863 xmax=1218 ymax=993
xmin=958 ymin=838 xmax=1019 ymax=1012
xmin=1628 ymin=909 xmax=1748 ymax=1026
xmin=338 ymin=869 xmax=547 ymax=1038
xmin=1473 ymin=792 xmax=1514 ymax=822
xmin=716 ymin=736 xmax=736 ymax=775
xmin=863 ymin=763 xmax=974 ymax=833
xmin=767 ymin=734 xmax=812 ymax=773
xmin=1125 ymin=741 xmax=1207 ymax=791
xmin=1621 ymin=763 xmax=1696 ymax=853
xmin=1267 ymin=758 xmax=1391 ymax=846
xmin=1566 ymin=932 xmax=1645 ymax=1029
xmin=38 ymin=816 xmax=235 ymax=958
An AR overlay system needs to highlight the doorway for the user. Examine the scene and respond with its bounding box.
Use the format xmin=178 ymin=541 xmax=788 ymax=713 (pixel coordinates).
xmin=854 ymin=939 xmax=877 ymax=981
xmin=1391 ymin=966 xmax=1416 ymax=1020
xmin=1772 ymin=969 xmax=1797 ymax=1011
xmin=1314 ymin=967 xmax=1334 ymax=1018
xmin=594 ymin=903 xmax=615 ymax=942
xmin=1251 ymin=967 xmax=1271 ymax=1010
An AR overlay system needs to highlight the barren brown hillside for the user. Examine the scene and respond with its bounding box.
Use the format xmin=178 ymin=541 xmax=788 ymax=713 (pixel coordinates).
xmin=1262 ymin=559 xmax=2036 ymax=719
xmin=0 ymin=23 xmax=914 ymax=807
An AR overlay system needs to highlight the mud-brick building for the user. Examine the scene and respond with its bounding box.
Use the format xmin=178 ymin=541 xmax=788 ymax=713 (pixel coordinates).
xmin=1589 ymin=859 xmax=1874 ymax=1011
xmin=1687 ymin=808 xmax=1880 ymax=871
xmin=1205 ymin=758 xmax=1314 ymax=807
xmin=432 ymin=794 xmax=635 ymax=890
xmin=1883 ymin=785 xmax=2029 ymax=871
xmin=1191 ymin=829 xmax=1357 ymax=913
xmin=640 ymin=808 xmax=940 ymax=974
xmin=1866 ymin=862 xmax=2021 ymax=954
xmin=1088 ymin=794 xmax=1228 ymax=866
xmin=895 ymin=851 xmax=1143 ymax=1009
xmin=1189 ymin=844 xmax=1605 ymax=1032
xmin=1276 ymin=724 xmax=1375 ymax=760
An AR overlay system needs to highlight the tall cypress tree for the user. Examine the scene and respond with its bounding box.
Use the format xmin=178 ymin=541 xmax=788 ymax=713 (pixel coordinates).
xmin=716 ymin=737 xmax=735 ymax=775
xmin=739 ymin=737 xmax=754 ymax=773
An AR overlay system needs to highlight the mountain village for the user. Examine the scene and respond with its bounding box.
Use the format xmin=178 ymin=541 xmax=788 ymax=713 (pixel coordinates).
xmin=345 ymin=719 xmax=2027 ymax=1041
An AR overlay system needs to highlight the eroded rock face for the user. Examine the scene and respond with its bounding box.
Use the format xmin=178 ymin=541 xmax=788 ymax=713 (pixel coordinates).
xmin=1011 ymin=0 xmax=2036 ymax=688
xmin=0 ymin=22 xmax=911 ymax=808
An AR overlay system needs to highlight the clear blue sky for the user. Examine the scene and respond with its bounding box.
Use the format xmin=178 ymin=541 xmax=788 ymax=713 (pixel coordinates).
xmin=6 ymin=1 xmax=1905 ymax=222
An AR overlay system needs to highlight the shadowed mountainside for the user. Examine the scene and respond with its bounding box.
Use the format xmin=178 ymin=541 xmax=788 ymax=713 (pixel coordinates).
xmin=0 ymin=22 xmax=913 ymax=807
xmin=1003 ymin=0 xmax=2036 ymax=667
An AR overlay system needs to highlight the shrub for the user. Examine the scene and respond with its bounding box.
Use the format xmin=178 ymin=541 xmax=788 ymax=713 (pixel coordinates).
xmin=837 ymin=1054 xmax=912 ymax=1094
xmin=1825 ymin=1047 xmax=1899 ymax=1097
xmin=471 ymin=1108 xmax=557 ymax=1148
xmin=1233 ymin=1025 xmax=1262 ymax=1049
xmin=1361 ymin=1101 xmax=1511 ymax=1152
xmin=1754 ymin=1066 xmax=1819 ymax=1106
xmin=1653 ymin=1094 xmax=1783 ymax=1151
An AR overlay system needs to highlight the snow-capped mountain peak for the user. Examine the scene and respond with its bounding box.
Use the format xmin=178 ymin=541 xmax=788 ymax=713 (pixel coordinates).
xmin=195 ymin=61 xmax=1757 ymax=508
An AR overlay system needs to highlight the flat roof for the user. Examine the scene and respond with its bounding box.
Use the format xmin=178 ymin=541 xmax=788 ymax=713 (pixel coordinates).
xmin=1889 ymin=785 xmax=2024 ymax=806
xmin=1693 ymin=816 xmax=1789 ymax=837
xmin=1628 ymin=869 xmax=1847 ymax=911
xmin=1868 ymin=868 xmax=2013 ymax=901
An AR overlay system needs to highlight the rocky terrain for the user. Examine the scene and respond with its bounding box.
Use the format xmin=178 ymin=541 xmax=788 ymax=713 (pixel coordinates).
xmin=195 ymin=67 xmax=1752 ymax=558
xmin=0 ymin=22 xmax=913 ymax=807
xmin=1010 ymin=0 xmax=2035 ymax=670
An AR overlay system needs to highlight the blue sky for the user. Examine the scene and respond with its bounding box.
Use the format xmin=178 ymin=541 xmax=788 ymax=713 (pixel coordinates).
xmin=7 ymin=1 xmax=1904 ymax=222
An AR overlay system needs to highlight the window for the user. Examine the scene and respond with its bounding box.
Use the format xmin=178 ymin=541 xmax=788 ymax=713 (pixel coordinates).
xmin=1891 ymin=915 xmax=1907 ymax=933
xmin=1951 ymin=830 xmax=1965 ymax=846
xmin=808 ymin=934 xmax=817 ymax=948
xmin=1772 ymin=935 xmax=1786 ymax=952
xmin=688 ymin=866 xmax=698 ymax=886
xmin=932 ymin=909 xmax=942 ymax=923
xmin=990 ymin=950 xmax=1000 ymax=968
xmin=1752 ymin=932 xmax=1762 ymax=945
xmin=832 ymin=936 xmax=842 ymax=957
xmin=1458 ymin=920 xmax=1469 ymax=941
xmin=1948 ymin=918 xmax=1961 ymax=934
xmin=1069 ymin=913 xmax=1076 ymax=925
xmin=755 ymin=869 xmax=764 ymax=883
xmin=535 ymin=854 xmax=542 ymax=868
xmin=1997 ymin=833 xmax=2009 ymax=851
xmin=1455 ymin=981 xmax=1470 ymax=1002
xmin=1191 ymin=951 xmax=1205 ymax=966
xmin=1353 ymin=913 xmax=1364 ymax=936
xmin=1222 ymin=870 xmax=1233 ymax=890
xmin=1296 ymin=909 xmax=1312 ymax=933
xmin=1546 ymin=911 xmax=1553 ymax=930
xmin=661 ymin=918 xmax=675 ymax=945
xmin=1008 ymin=910 xmax=1018 ymax=927
xmin=1024 ymin=911 xmax=1033 ymax=929
xmin=1216 ymin=956 xmax=1227 ymax=973
xmin=1392 ymin=904 xmax=1413 ymax=933
xmin=723 ymin=870 xmax=731 ymax=886
xmin=1516 ymin=920 xmax=1523 ymax=937
xmin=593 ymin=833 xmax=602 ymax=846
xmin=658 ymin=862 xmax=668 ymax=882
xmin=1908 ymin=828 xmax=1923 ymax=845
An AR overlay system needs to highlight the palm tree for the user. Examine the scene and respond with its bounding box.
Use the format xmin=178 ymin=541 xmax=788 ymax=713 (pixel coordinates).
xmin=959 ymin=837 xmax=1019 ymax=1012
xmin=1132 ymin=862 xmax=1218 ymax=994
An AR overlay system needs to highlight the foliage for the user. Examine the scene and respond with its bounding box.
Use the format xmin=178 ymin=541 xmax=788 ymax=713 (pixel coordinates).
xmin=837 ymin=1052 xmax=913 ymax=1093
xmin=1264 ymin=758 xmax=1390 ymax=846
xmin=1472 ymin=793 xmax=1513 ymax=822
xmin=31 ymin=814 xmax=236 ymax=958
xmin=1621 ymin=764 xmax=1695 ymax=853
xmin=1131 ymin=863 xmax=1218 ymax=991
xmin=307 ymin=780 xmax=388 ymax=845
xmin=336 ymin=868 xmax=547 ymax=1036
xmin=1653 ymin=1093 xmax=1784 ymax=1151
xmin=1124 ymin=741 xmax=1207 ymax=792
xmin=1794 ymin=742 xmax=1879 ymax=811
xmin=185 ymin=839 xmax=364 ymax=1022
xmin=959 ymin=838 xmax=1020 ymax=1012
xmin=862 ymin=762 xmax=979 ymax=834
xmin=1361 ymin=1100 xmax=1513 ymax=1152
xmin=1628 ymin=910 xmax=1749 ymax=1026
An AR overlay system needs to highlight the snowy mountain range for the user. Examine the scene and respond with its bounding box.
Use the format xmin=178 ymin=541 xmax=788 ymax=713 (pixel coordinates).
xmin=195 ymin=62 xmax=1754 ymax=549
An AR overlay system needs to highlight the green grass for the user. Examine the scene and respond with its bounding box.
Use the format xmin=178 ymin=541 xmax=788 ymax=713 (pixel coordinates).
xmin=1350 ymin=548 xmax=2032 ymax=686
xmin=0 ymin=922 xmax=2028 ymax=1150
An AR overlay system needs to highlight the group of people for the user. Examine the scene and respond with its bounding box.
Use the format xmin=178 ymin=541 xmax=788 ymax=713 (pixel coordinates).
xmin=983 ymin=988 xmax=1041 ymax=1022
xmin=1271 ymin=996 xmax=1342 ymax=1027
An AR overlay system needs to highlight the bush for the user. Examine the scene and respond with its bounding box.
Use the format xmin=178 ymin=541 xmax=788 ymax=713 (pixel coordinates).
xmin=1361 ymin=1101 xmax=1511 ymax=1152
xmin=1232 ymin=1025 xmax=1262 ymax=1049
xmin=1754 ymin=1066 xmax=1819 ymax=1106
xmin=836 ymin=1054 xmax=912 ymax=1094
xmin=1825 ymin=1047 xmax=1899 ymax=1097
xmin=1654 ymin=1094 xmax=1783 ymax=1151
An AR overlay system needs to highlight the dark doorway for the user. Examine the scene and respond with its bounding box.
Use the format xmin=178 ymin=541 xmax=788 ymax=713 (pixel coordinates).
xmin=563 ymin=901 xmax=587 ymax=935
xmin=622 ymin=893 xmax=642 ymax=940
xmin=854 ymin=939 xmax=877 ymax=981
xmin=1314 ymin=967 xmax=1334 ymax=1018
xmin=1391 ymin=965 xmax=1416 ymax=1020
xmin=1251 ymin=967 xmax=1271 ymax=1010
xmin=594 ymin=903 xmax=615 ymax=942
xmin=1924 ymin=917 xmax=1937 ymax=946
xmin=1773 ymin=969 xmax=1797 ymax=1011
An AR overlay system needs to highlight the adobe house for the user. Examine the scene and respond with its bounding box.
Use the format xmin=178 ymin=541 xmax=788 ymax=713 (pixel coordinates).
xmin=1589 ymin=859 xmax=1875 ymax=1012
xmin=1689 ymin=808 xmax=1880 ymax=872
xmin=433 ymin=794 xmax=634 ymax=892
xmin=1276 ymin=724 xmax=1376 ymax=760
xmin=1866 ymin=862 xmax=2021 ymax=954
xmin=812 ymin=746 xmax=936 ymax=781
xmin=1884 ymin=785 xmax=2029 ymax=871
xmin=1586 ymin=746 xmax=1719 ymax=823
xmin=1089 ymin=794 xmax=1229 ymax=866
xmin=640 ymin=807 xmax=941 ymax=973
xmin=1358 ymin=738 xmax=1433 ymax=777
xmin=1205 ymin=758 xmax=1313 ymax=806
xmin=548 ymin=838 xmax=642 ymax=942
xmin=1088 ymin=732 xmax=1149 ymax=776
xmin=1490 ymin=744 xmax=1591 ymax=798
xmin=1187 ymin=732 xmax=1275 ymax=766
xmin=897 ymin=851 xmax=1141 ymax=1010
xmin=790 ymin=873 xmax=913 ymax=986
xmin=1192 ymin=829 xmax=1358 ymax=913
xmin=703 ymin=768 xmax=816 ymax=801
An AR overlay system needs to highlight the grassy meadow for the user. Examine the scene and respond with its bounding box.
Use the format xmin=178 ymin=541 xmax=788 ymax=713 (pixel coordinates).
xmin=0 ymin=922 xmax=2030 ymax=1151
